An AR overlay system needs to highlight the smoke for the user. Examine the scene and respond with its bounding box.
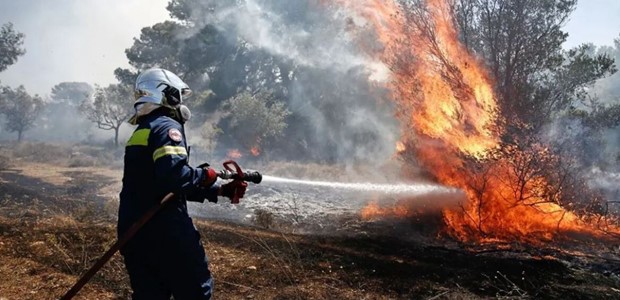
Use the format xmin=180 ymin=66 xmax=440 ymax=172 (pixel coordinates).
xmin=0 ymin=106 xmax=131 ymax=145
xmin=178 ymin=0 xmax=399 ymax=166
xmin=580 ymin=43 xmax=620 ymax=203
xmin=542 ymin=40 xmax=620 ymax=204
xmin=592 ymin=42 xmax=620 ymax=173
xmin=211 ymin=0 xmax=389 ymax=79
xmin=0 ymin=83 xmax=133 ymax=145
xmin=0 ymin=0 xmax=168 ymax=144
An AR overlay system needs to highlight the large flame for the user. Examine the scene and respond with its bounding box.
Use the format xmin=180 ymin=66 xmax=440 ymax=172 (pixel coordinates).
xmin=338 ymin=0 xmax=619 ymax=242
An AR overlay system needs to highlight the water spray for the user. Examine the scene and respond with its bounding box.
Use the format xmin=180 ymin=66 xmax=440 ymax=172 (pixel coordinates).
xmin=261 ymin=175 xmax=459 ymax=196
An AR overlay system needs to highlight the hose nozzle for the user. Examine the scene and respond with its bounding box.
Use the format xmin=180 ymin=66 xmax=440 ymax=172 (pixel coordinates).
xmin=240 ymin=170 xmax=262 ymax=184
xmin=217 ymin=170 xmax=262 ymax=184
xmin=217 ymin=160 xmax=262 ymax=184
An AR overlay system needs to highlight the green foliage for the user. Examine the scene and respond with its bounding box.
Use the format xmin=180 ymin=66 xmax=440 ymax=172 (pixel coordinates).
xmin=569 ymin=100 xmax=620 ymax=130
xmin=589 ymin=35 xmax=620 ymax=100
xmin=80 ymin=84 xmax=133 ymax=147
xmin=126 ymin=21 xmax=186 ymax=72
xmin=122 ymin=19 xmax=229 ymax=103
xmin=0 ymin=23 xmax=26 ymax=72
xmin=532 ymin=44 xmax=616 ymax=123
xmin=123 ymin=1 xmax=289 ymax=103
xmin=222 ymin=91 xmax=290 ymax=149
xmin=167 ymin=0 xmax=237 ymax=26
xmin=113 ymin=68 xmax=138 ymax=86
xmin=0 ymin=85 xmax=44 ymax=141
xmin=453 ymin=0 xmax=589 ymax=128
xmin=452 ymin=0 xmax=619 ymax=176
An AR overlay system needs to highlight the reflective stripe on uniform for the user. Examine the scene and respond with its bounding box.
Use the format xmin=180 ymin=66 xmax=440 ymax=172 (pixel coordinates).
xmin=153 ymin=146 xmax=187 ymax=161
xmin=126 ymin=129 xmax=150 ymax=146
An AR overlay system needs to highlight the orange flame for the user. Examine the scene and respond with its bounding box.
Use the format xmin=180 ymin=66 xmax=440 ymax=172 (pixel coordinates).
xmin=361 ymin=200 xmax=413 ymax=220
xmin=341 ymin=0 xmax=619 ymax=243
xmin=360 ymin=201 xmax=384 ymax=220
xmin=227 ymin=149 xmax=242 ymax=159
xmin=250 ymin=146 xmax=261 ymax=156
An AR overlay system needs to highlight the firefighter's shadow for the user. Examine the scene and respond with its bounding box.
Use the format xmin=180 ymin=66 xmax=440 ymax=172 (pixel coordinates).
xmin=61 ymin=170 xmax=114 ymax=200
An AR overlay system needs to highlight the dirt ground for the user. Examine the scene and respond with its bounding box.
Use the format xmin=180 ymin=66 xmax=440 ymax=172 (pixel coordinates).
xmin=1 ymin=148 xmax=620 ymax=299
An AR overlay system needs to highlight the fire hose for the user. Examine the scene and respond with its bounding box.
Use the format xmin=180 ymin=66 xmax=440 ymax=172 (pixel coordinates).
xmin=60 ymin=160 xmax=262 ymax=300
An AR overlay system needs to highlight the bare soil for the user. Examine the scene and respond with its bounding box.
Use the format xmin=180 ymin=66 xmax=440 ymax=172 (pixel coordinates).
xmin=0 ymin=155 xmax=619 ymax=299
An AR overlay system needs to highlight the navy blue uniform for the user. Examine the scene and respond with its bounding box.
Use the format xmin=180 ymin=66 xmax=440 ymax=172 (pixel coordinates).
xmin=118 ymin=110 xmax=218 ymax=300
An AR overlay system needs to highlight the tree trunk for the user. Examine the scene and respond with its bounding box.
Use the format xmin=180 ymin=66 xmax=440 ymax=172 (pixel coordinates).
xmin=17 ymin=130 xmax=23 ymax=142
xmin=114 ymin=127 xmax=119 ymax=148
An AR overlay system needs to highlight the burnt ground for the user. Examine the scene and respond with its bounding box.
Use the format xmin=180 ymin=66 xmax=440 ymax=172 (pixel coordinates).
xmin=0 ymin=159 xmax=620 ymax=299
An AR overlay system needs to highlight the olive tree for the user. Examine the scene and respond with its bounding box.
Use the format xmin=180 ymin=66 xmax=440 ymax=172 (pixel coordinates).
xmin=0 ymin=85 xmax=44 ymax=142
xmin=0 ymin=23 xmax=26 ymax=72
xmin=80 ymin=84 xmax=133 ymax=147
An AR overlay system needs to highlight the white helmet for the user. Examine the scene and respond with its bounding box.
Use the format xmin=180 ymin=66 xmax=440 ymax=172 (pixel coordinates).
xmin=128 ymin=68 xmax=193 ymax=124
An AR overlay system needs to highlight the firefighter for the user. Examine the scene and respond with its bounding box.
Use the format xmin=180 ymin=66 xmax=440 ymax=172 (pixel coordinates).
xmin=118 ymin=68 xmax=244 ymax=299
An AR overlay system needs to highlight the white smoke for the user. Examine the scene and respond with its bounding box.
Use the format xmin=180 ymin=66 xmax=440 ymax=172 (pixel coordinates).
xmin=216 ymin=0 xmax=389 ymax=81
xmin=180 ymin=0 xmax=399 ymax=165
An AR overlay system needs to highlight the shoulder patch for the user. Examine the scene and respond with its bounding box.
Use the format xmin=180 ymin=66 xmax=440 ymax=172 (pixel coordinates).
xmin=168 ymin=128 xmax=183 ymax=142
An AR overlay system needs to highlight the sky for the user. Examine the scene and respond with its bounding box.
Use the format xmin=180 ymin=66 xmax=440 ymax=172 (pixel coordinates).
xmin=0 ymin=0 xmax=619 ymax=96
xmin=0 ymin=0 xmax=170 ymax=95
xmin=564 ymin=0 xmax=620 ymax=48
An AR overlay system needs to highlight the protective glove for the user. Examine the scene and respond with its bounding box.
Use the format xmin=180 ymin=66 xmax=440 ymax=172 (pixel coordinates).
xmin=185 ymin=183 xmax=220 ymax=203
xmin=220 ymin=180 xmax=248 ymax=203
xmin=200 ymin=165 xmax=217 ymax=187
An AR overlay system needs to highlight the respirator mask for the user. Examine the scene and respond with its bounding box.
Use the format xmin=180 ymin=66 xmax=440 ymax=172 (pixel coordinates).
xmin=163 ymin=85 xmax=192 ymax=124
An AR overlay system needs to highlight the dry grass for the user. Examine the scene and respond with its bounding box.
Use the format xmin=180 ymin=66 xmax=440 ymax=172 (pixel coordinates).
xmin=0 ymin=154 xmax=11 ymax=170
xmin=0 ymin=145 xmax=619 ymax=299
xmin=0 ymin=212 xmax=128 ymax=299
xmin=2 ymin=204 xmax=619 ymax=299
xmin=5 ymin=142 xmax=123 ymax=169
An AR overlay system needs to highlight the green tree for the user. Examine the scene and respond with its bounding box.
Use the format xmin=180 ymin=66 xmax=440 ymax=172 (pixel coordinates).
xmin=590 ymin=36 xmax=620 ymax=101
xmin=453 ymin=0 xmax=615 ymax=129
xmin=118 ymin=20 xmax=229 ymax=109
xmin=0 ymin=23 xmax=26 ymax=72
xmin=113 ymin=68 xmax=138 ymax=86
xmin=80 ymin=84 xmax=133 ymax=147
xmin=122 ymin=1 xmax=290 ymax=110
xmin=40 ymin=82 xmax=95 ymax=142
xmin=0 ymin=85 xmax=44 ymax=142
xmin=222 ymin=90 xmax=290 ymax=152
xmin=125 ymin=21 xmax=186 ymax=72
xmin=447 ymin=0 xmax=618 ymax=221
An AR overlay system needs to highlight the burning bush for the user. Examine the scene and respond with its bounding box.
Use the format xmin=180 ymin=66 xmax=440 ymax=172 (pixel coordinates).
xmin=342 ymin=0 xmax=620 ymax=243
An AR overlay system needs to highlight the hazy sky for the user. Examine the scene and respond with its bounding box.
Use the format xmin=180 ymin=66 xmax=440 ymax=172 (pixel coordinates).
xmin=0 ymin=0 xmax=619 ymax=96
xmin=564 ymin=0 xmax=620 ymax=48
xmin=0 ymin=0 xmax=170 ymax=95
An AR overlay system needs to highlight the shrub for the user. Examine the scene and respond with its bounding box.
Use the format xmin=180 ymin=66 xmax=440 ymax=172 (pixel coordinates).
xmin=12 ymin=142 xmax=69 ymax=164
xmin=252 ymin=209 xmax=274 ymax=229
xmin=0 ymin=154 xmax=11 ymax=170
xmin=67 ymin=156 xmax=97 ymax=168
